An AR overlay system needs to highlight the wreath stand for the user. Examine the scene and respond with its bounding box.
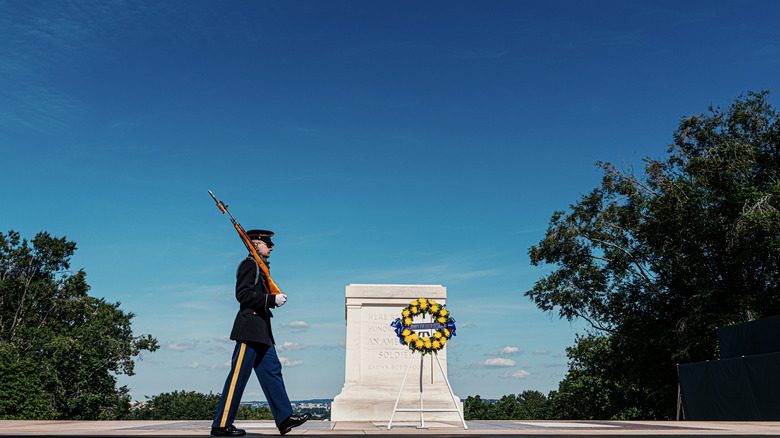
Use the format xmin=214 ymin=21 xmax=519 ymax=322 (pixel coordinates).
xmin=387 ymin=350 xmax=468 ymax=430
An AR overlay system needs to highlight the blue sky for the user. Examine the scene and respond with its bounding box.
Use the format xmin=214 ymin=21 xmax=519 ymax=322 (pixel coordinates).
xmin=2 ymin=1 xmax=779 ymax=401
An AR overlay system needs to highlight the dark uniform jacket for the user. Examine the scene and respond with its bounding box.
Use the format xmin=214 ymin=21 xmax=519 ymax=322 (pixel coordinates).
xmin=230 ymin=256 xmax=278 ymax=345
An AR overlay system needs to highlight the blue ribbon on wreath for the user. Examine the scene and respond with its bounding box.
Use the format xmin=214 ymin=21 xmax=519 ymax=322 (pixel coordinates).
xmin=445 ymin=318 xmax=457 ymax=337
xmin=390 ymin=318 xmax=405 ymax=344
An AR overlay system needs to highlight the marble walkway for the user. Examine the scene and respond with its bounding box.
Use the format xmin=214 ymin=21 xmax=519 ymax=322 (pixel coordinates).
xmin=2 ymin=420 xmax=780 ymax=436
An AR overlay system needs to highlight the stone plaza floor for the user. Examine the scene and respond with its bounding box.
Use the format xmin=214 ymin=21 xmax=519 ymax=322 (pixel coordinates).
xmin=2 ymin=420 xmax=780 ymax=436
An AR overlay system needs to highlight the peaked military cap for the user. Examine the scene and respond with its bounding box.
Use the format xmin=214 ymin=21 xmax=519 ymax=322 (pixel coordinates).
xmin=247 ymin=229 xmax=274 ymax=247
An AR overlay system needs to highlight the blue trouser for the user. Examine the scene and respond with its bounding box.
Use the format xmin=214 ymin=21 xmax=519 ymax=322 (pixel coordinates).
xmin=212 ymin=342 xmax=293 ymax=428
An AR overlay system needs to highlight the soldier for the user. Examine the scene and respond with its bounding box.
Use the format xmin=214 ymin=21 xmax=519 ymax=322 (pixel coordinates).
xmin=211 ymin=229 xmax=310 ymax=437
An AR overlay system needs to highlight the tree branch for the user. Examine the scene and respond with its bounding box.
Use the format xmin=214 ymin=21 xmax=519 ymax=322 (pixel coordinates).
xmin=626 ymin=175 xmax=658 ymax=196
xmin=588 ymin=237 xmax=657 ymax=286
xmin=575 ymin=309 xmax=616 ymax=334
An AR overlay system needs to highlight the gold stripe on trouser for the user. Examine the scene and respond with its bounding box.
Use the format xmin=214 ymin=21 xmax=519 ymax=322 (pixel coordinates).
xmin=220 ymin=342 xmax=247 ymax=427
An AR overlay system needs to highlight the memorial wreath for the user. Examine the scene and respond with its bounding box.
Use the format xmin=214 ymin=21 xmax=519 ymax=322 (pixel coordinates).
xmin=391 ymin=298 xmax=457 ymax=355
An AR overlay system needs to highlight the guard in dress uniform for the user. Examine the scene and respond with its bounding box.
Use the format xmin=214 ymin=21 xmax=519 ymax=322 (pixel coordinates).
xmin=211 ymin=229 xmax=310 ymax=437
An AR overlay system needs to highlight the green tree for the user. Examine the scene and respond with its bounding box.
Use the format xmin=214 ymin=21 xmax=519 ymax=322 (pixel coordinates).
xmin=546 ymin=335 xmax=649 ymax=419
xmin=528 ymin=91 xmax=780 ymax=419
xmin=0 ymin=231 xmax=159 ymax=419
xmin=517 ymin=390 xmax=550 ymax=419
xmin=463 ymin=395 xmax=491 ymax=420
xmin=237 ymin=405 xmax=274 ymax=420
xmin=491 ymin=394 xmax=522 ymax=419
xmin=0 ymin=343 xmax=55 ymax=419
xmin=133 ymin=391 xmax=220 ymax=420
xmin=464 ymin=392 xmax=552 ymax=420
xmin=130 ymin=390 xmax=275 ymax=420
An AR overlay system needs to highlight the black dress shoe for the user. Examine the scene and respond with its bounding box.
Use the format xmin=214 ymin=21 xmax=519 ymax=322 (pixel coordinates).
xmin=278 ymin=412 xmax=311 ymax=435
xmin=210 ymin=425 xmax=246 ymax=436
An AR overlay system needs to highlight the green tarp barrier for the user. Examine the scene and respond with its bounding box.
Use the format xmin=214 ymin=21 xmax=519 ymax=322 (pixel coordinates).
xmin=718 ymin=315 xmax=780 ymax=359
xmin=679 ymin=352 xmax=780 ymax=420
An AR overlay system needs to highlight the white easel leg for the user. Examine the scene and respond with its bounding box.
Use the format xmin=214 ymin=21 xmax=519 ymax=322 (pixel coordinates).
xmin=387 ymin=354 xmax=416 ymax=430
xmin=419 ymin=354 xmax=425 ymax=429
xmin=435 ymin=353 xmax=469 ymax=429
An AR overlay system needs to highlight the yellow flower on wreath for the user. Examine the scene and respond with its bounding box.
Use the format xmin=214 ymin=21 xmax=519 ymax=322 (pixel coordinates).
xmin=415 ymin=339 xmax=424 ymax=348
xmin=432 ymin=340 xmax=441 ymax=349
xmin=440 ymin=337 xmax=447 ymax=345
xmin=434 ymin=332 xmax=442 ymax=339
xmin=402 ymin=329 xmax=411 ymax=337
xmin=411 ymin=333 xmax=419 ymax=341
xmin=443 ymin=328 xmax=450 ymax=337
xmin=430 ymin=305 xmax=439 ymax=313
xmin=404 ymin=317 xmax=412 ymax=326
xmin=439 ymin=309 xmax=448 ymax=317
xmin=410 ymin=307 xmax=419 ymax=315
xmin=402 ymin=309 xmax=410 ymax=317
xmin=419 ymin=301 xmax=428 ymax=310
xmin=423 ymin=339 xmax=432 ymax=349
xmin=404 ymin=335 xmax=413 ymax=344
xmin=437 ymin=316 xmax=446 ymax=324
xmin=410 ymin=300 xmax=419 ymax=307
xmin=418 ymin=297 xmax=427 ymax=304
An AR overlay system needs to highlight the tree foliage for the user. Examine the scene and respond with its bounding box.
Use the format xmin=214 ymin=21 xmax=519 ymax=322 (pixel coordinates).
xmin=464 ymin=391 xmax=551 ymax=420
xmin=237 ymin=405 xmax=274 ymax=420
xmin=0 ymin=343 xmax=55 ymax=419
xmin=0 ymin=231 xmax=159 ymax=419
xmin=132 ymin=391 xmax=220 ymax=420
xmin=528 ymin=91 xmax=780 ymax=419
xmin=130 ymin=391 xmax=273 ymax=420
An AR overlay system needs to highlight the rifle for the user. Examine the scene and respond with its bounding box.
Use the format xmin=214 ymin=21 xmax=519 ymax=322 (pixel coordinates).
xmin=208 ymin=190 xmax=283 ymax=295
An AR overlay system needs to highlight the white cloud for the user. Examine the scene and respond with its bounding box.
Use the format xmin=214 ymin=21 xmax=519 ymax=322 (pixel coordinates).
xmin=500 ymin=346 xmax=520 ymax=355
xmin=279 ymin=357 xmax=304 ymax=367
xmin=512 ymin=369 xmax=530 ymax=378
xmin=484 ymin=358 xmax=516 ymax=367
xmin=278 ymin=341 xmax=304 ymax=351
xmin=167 ymin=342 xmax=195 ymax=351
xmin=189 ymin=362 xmax=200 ymax=369
xmin=532 ymin=349 xmax=550 ymax=355
xmin=286 ymin=321 xmax=309 ymax=330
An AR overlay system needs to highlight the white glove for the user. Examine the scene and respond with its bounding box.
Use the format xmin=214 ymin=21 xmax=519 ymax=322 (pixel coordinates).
xmin=275 ymin=294 xmax=287 ymax=307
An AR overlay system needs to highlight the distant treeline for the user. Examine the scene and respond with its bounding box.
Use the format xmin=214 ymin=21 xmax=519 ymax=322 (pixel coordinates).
xmin=129 ymin=391 xmax=274 ymax=420
xmin=464 ymin=391 xmax=553 ymax=420
xmin=134 ymin=390 xmax=555 ymax=421
xmin=128 ymin=391 xmax=329 ymax=420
